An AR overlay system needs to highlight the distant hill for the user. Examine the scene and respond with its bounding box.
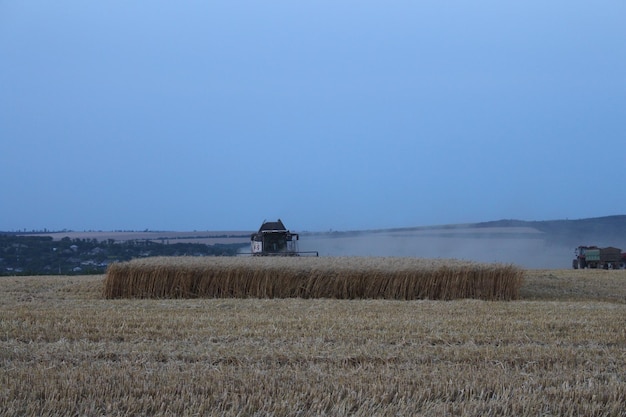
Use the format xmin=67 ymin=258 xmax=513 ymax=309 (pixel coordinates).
xmin=473 ymin=215 xmax=626 ymax=247
xmin=310 ymin=215 xmax=626 ymax=246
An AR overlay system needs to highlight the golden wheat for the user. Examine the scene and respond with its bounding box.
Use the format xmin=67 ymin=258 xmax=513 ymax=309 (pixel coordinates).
xmin=102 ymin=256 xmax=524 ymax=300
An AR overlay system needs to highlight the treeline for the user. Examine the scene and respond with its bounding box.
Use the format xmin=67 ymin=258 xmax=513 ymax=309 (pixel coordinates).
xmin=0 ymin=235 xmax=248 ymax=276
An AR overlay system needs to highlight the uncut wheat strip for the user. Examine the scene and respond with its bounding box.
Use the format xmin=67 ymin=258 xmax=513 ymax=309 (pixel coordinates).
xmin=192 ymin=262 xmax=275 ymax=298
xmin=103 ymin=262 xmax=131 ymax=298
xmin=203 ymin=263 xmax=236 ymax=298
xmin=196 ymin=264 xmax=227 ymax=297
xmin=244 ymin=260 xmax=437 ymax=299
xmin=315 ymin=259 xmax=393 ymax=299
xmin=499 ymin=265 xmax=524 ymax=300
xmin=103 ymin=256 xmax=523 ymax=300
xmin=363 ymin=263 xmax=520 ymax=300
xmin=102 ymin=262 xmax=121 ymax=298
xmin=204 ymin=264 xmax=220 ymax=297
xmin=203 ymin=263 xmax=411 ymax=300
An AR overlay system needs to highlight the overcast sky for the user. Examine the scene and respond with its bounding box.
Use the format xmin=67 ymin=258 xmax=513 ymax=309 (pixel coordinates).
xmin=1 ymin=1 xmax=625 ymax=232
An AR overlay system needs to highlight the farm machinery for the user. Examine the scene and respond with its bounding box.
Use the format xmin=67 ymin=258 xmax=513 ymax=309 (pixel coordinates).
xmin=250 ymin=219 xmax=318 ymax=256
xmin=572 ymin=246 xmax=626 ymax=269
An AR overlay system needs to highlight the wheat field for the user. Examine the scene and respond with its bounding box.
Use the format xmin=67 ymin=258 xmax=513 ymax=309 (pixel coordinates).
xmin=103 ymin=256 xmax=524 ymax=300
xmin=2 ymin=269 xmax=626 ymax=416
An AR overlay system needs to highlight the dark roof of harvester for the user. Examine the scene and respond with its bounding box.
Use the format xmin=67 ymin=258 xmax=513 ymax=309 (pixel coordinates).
xmin=258 ymin=219 xmax=287 ymax=232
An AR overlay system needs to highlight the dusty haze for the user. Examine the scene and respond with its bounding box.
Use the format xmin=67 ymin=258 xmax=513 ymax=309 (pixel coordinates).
xmin=23 ymin=222 xmax=626 ymax=269
xmin=300 ymin=230 xmax=576 ymax=269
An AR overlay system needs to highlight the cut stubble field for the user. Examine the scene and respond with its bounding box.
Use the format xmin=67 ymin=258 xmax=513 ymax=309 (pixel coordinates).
xmin=1 ymin=267 xmax=625 ymax=416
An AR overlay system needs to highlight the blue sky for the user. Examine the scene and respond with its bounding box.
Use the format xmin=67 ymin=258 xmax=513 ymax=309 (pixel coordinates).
xmin=1 ymin=1 xmax=625 ymax=232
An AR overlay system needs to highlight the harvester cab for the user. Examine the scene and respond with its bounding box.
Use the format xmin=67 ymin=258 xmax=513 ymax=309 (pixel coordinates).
xmin=250 ymin=219 xmax=318 ymax=256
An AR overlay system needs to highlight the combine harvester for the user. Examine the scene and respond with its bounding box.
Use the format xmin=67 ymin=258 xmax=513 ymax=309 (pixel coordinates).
xmin=249 ymin=219 xmax=318 ymax=256
xmin=572 ymin=246 xmax=626 ymax=269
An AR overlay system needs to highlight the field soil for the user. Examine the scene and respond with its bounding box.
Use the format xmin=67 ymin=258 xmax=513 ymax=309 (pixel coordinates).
xmin=1 ymin=269 xmax=625 ymax=416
